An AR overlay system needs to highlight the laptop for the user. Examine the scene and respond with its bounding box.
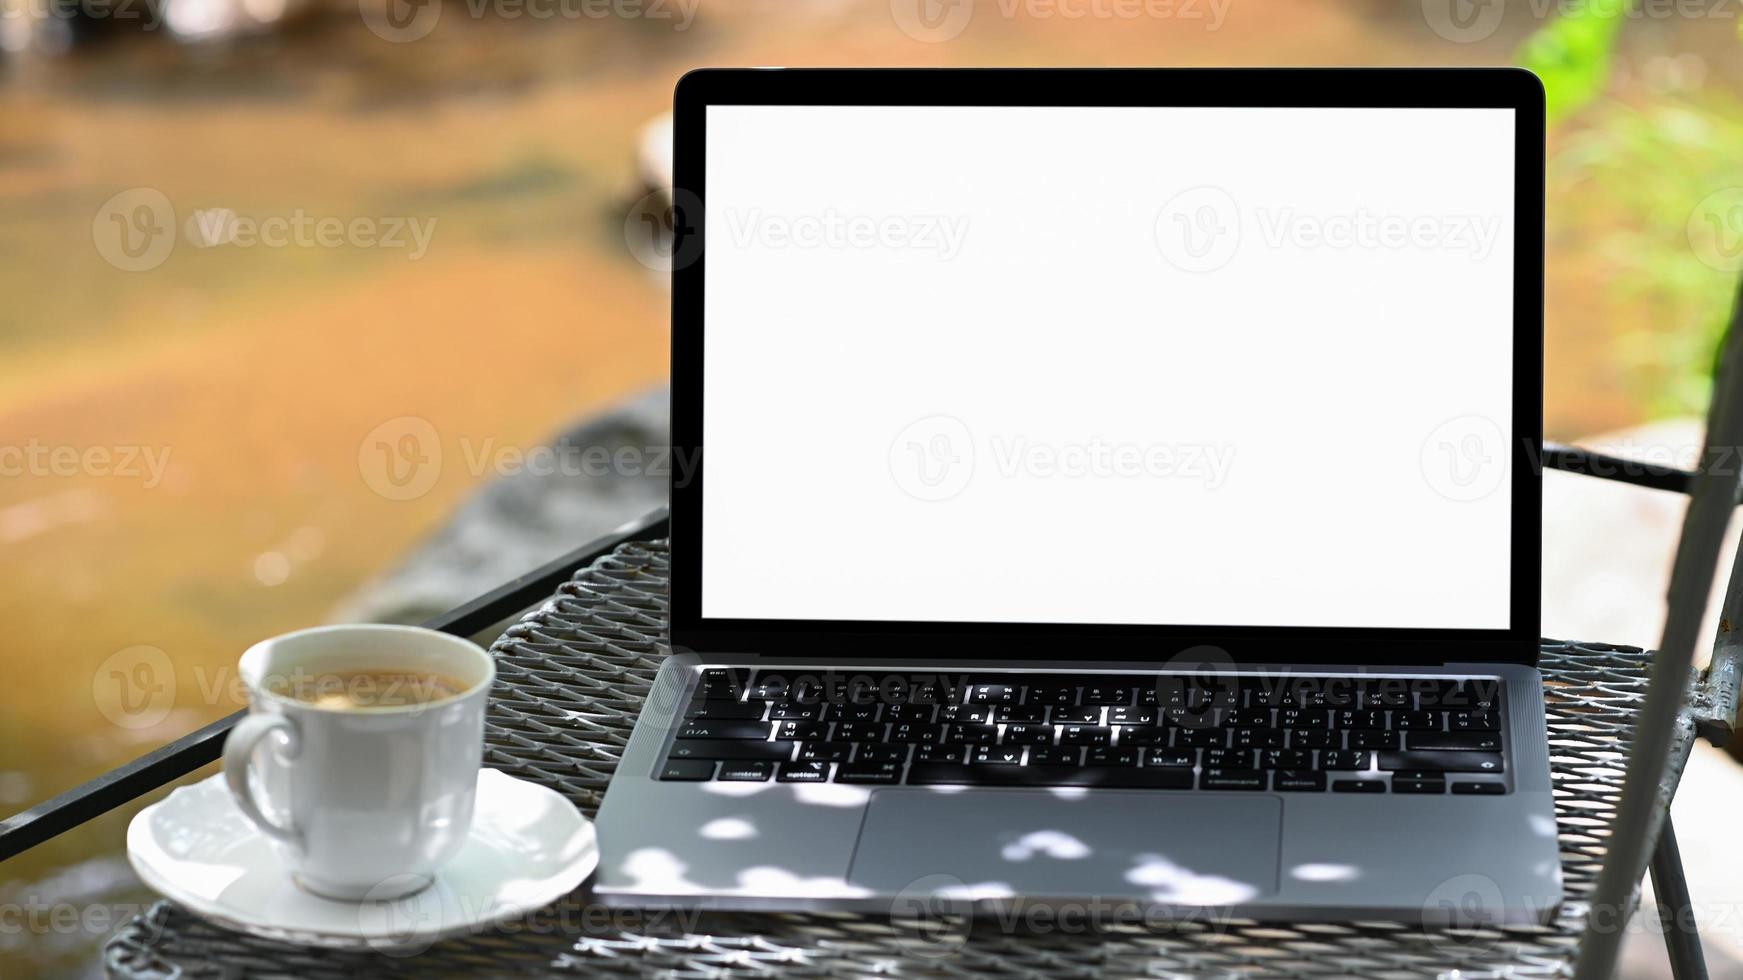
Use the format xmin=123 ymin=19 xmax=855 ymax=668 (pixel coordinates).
xmin=593 ymin=67 xmax=1560 ymax=925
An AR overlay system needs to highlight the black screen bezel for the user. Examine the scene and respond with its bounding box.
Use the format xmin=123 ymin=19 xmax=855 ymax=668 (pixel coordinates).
xmin=669 ymin=67 xmax=1545 ymax=666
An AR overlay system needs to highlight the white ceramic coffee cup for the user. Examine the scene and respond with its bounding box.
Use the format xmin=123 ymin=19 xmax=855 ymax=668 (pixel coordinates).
xmin=221 ymin=624 xmax=495 ymax=901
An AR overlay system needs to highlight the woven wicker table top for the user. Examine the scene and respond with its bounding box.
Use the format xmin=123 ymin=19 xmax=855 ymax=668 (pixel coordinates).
xmin=107 ymin=539 xmax=1658 ymax=979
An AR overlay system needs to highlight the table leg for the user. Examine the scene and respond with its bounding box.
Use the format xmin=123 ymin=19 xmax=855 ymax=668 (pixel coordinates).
xmin=1650 ymin=817 xmax=1708 ymax=980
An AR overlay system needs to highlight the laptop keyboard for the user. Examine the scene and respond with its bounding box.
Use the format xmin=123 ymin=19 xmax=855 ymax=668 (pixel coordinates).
xmin=656 ymin=669 xmax=1509 ymax=795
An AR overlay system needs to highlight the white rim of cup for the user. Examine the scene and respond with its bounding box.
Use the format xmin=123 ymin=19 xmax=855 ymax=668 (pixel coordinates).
xmin=239 ymin=623 xmax=496 ymax=716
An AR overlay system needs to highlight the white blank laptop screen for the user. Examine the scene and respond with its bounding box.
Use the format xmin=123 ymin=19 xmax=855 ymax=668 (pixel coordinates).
xmin=700 ymin=105 xmax=1516 ymax=630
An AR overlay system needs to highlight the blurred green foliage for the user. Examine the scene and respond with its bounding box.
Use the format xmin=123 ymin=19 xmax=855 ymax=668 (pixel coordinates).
xmin=1517 ymin=0 xmax=1629 ymax=122
xmin=1521 ymin=3 xmax=1743 ymax=418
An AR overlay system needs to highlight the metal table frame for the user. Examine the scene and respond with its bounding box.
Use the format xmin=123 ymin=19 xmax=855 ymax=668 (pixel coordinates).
xmin=80 ymin=535 xmax=1739 ymax=980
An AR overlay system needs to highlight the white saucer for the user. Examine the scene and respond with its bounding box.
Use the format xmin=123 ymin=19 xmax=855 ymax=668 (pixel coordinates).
xmin=127 ymin=768 xmax=598 ymax=953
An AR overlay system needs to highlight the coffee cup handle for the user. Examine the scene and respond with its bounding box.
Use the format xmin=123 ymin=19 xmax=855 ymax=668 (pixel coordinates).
xmin=223 ymin=713 xmax=304 ymax=854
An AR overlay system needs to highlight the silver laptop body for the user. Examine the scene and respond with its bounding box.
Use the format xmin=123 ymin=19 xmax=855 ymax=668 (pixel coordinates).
xmin=593 ymin=67 xmax=1561 ymax=926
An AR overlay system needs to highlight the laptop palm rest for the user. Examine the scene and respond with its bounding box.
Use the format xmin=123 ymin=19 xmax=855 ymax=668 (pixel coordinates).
xmin=847 ymin=790 xmax=1282 ymax=904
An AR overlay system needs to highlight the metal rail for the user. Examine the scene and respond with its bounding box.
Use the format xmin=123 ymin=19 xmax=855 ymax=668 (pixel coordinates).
xmin=1574 ymin=279 xmax=1743 ymax=980
xmin=1541 ymin=441 xmax=1697 ymax=495
xmin=0 ymin=509 xmax=669 ymax=864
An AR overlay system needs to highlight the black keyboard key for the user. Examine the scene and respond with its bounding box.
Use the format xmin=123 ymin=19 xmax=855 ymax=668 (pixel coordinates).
xmin=890 ymin=723 xmax=945 ymax=743
xmin=1203 ymin=748 xmax=1254 ymax=769
xmin=1222 ymin=708 xmax=1272 ymax=728
xmin=1028 ymin=747 xmax=1080 ymax=766
xmin=825 ymin=703 xmax=882 ymax=723
xmin=799 ymin=742 xmax=852 ymax=762
xmin=1390 ymin=770 xmax=1450 ymax=781
xmin=1392 ymin=777 xmax=1446 ymax=794
xmin=1348 ymin=730 xmax=1400 ymax=751
xmin=835 ymin=761 xmax=902 ymax=784
xmin=1320 ymin=750 xmax=1371 ymax=771
xmin=769 ymin=702 xmax=824 ymax=721
xmin=1003 ymin=724 xmax=1054 ymax=745
xmin=1029 ymin=684 xmax=1079 ymax=706
xmin=745 ymin=678 xmax=789 ymax=700
xmin=1259 ymin=749 xmax=1312 ymax=770
xmin=993 ymin=705 xmax=1045 ymax=723
xmin=914 ymin=743 xmax=966 ymax=763
xmin=1291 ymin=729 xmax=1337 ymax=750
xmin=1332 ymin=779 xmax=1386 ymax=793
xmin=1060 ymin=725 xmax=1111 ymax=746
xmin=1200 ymin=768 xmax=1266 ymax=791
xmin=667 ymin=739 xmax=794 ymax=762
xmin=1272 ymin=770 xmax=1326 ymax=792
xmin=1452 ymin=781 xmax=1507 ymax=795
xmin=855 ymin=744 xmax=907 ymax=763
xmin=941 ymin=705 xmax=994 ymax=724
xmin=1108 ymin=707 xmax=1157 ymax=726
xmin=968 ymin=684 xmax=1019 ymax=705
xmin=1164 ymin=707 xmax=1220 ymax=728
xmin=1086 ymin=747 xmax=1139 ymax=767
xmin=838 ymin=678 xmax=883 ymax=704
xmin=1144 ymin=749 xmax=1196 ymax=768
xmin=699 ymin=668 xmax=744 ymax=689
xmin=1278 ymin=709 xmax=1330 ymax=730
xmin=1378 ymin=752 xmax=1503 ymax=773
xmin=1335 ymin=709 xmax=1385 ymax=730
xmin=974 ymin=746 xmax=1025 ymax=765
xmin=1084 ymin=684 xmax=1136 ymax=705
xmin=832 ymin=722 xmax=885 ymax=742
xmin=912 ymin=680 xmax=955 ymax=704
xmin=1392 ymin=710 xmax=1442 ymax=730
xmin=887 ymin=704 xmax=938 ymax=723
xmin=1305 ymin=679 xmax=1360 ymax=707
xmin=717 ymin=761 xmax=772 ymax=781
xmin=1176 ymin=728 xmax=1226 ymax=749
xmin=1152 ymin=680 xmax=1191 ymax=709
xmin=659 ymin=759 xmax=716 ymax=781
xmin=1247 ymin=684 xmax=1293 ymax=708
xmin=777 ymin=761 xmax=831 ymax=782
xmin=1122 ymin=727 xmax=1170 ymax=746
xmin=677 ymin=721 xmax=773 ymax=740
xmin=908 ymin=764 xmax=1193 ymax=789
xmin=1054 ymin=707 xmax=1103 ymax=725
xmin=1187 ymin=685 xmax=1239 ymax=710
xmin=1232 ymin=728 xmax=1285 ymax=749
xmin=684 ymin=700 xmax=766 ymax=721
xmin=776 ymin=720 xmax=829 ymax=741
xmin=947 ymin=724 xmax=999 ymax=745
xmin=1362 ymin=685 xmax=1411 ymax=709
xmin=1450 ymin=711 xmax=1501 ymax=731
xmin=1408 ymin=731 xmax=1502 ymax=752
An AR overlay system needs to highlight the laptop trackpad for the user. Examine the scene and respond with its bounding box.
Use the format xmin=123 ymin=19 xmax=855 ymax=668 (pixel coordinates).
xmin=847 ymin=790 xmax=1281 ymax=904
